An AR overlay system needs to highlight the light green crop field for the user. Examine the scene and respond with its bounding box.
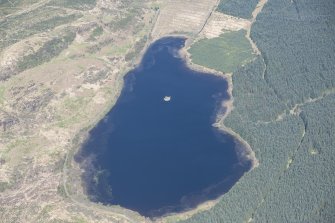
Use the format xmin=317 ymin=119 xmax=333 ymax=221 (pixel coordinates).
xmin=188 ymin=30 xmax=255 ymax=73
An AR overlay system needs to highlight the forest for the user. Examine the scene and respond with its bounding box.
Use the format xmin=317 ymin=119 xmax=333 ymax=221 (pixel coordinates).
xmin=182 ymin=0 xmax=335 ymax=222
xmin=217 ymin=0 xmax=259 ymax=19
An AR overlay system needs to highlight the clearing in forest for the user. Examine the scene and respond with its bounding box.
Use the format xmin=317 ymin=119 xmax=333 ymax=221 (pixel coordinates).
xmin=188 ymin=30 xmax=255 ymax=73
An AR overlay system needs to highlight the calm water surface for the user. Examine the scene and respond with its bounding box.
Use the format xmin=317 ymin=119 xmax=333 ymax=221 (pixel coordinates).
xmin=75 ymin=37 xmax=251 ymax=217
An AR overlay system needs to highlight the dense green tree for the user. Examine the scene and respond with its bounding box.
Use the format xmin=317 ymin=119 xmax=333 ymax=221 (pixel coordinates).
xmin=183 ymin=0 xmax=335 ymax=222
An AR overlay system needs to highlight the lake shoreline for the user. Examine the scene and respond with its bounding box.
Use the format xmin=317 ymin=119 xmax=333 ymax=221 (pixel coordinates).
xmin=151 ymin=38 xmax=259 ymax=222
xmin=181 ymin=38 xmax=259 ymax=169
xmin=65 ymin=35 xmax=258 ymax=223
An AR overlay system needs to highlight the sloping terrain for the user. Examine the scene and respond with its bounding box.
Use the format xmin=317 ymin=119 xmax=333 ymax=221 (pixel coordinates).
xmin=0 ymin=0 xmax=158 ymax=222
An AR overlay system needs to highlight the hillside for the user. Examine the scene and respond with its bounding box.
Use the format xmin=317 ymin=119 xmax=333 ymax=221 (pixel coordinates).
xmin=0 ymin=0 xmax=158 ymax=222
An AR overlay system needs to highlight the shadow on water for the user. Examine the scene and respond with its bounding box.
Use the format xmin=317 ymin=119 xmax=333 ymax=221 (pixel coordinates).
xmin=75 ymin=37 xmax=252 ymax=218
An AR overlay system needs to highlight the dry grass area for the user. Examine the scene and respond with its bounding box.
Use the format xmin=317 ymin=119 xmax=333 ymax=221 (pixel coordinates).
xmin=0 ymin=0 xmax=157 ymax=222
xmin=200 ymin=12 xmax=250 ymax=39
xmin=151 ymin=0 xmax=219 ymax=40
xmin=196 ymin=0 xmax=268 ymax=55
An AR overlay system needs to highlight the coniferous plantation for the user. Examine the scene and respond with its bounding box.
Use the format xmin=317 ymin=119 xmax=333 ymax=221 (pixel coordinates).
xmin=182 ymin=0 xmax=335 ymax=222
xmin=217 ymin=0 xmax=259 ymax=19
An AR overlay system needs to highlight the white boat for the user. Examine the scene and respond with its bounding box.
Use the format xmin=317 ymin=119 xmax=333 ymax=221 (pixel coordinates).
xmin=163 ymin=96 xmax=171 ymax=102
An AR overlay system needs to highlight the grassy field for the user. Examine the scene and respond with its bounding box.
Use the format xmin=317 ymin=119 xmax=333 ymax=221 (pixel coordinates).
xmin=188 ymin=30 xmax=255 ymax=73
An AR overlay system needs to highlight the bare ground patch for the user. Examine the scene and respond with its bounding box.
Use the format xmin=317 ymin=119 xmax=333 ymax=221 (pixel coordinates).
xmin=151 ymin=0 xmax=219 ymax=40
xmin=200 ymin=12 xmax=250 ymax=39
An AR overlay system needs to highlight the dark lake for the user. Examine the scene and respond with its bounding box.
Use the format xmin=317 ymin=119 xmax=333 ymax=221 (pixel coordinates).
xmin=75 ymin=37 xmax=251 ymax=217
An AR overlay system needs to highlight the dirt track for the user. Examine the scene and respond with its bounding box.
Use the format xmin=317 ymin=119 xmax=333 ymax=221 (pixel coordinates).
xmin=151 ymin=0 xmax=219 ymax=40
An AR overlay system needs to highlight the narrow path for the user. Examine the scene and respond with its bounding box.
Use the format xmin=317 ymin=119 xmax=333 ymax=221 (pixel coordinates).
xmin=6 ymin=0 xmax=15 ymax=7
xmin=246 ymin=112 xmax=307 ymax=222
xmin=255 ymin=88 xmax=335 ymax=125
xmin=246 ymin=0 xmax=268 ymax=55
xmin=242 ymin=2 xmax=333 ymax=219
xmin=196 ymin=0 xmax=222 ymax=35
